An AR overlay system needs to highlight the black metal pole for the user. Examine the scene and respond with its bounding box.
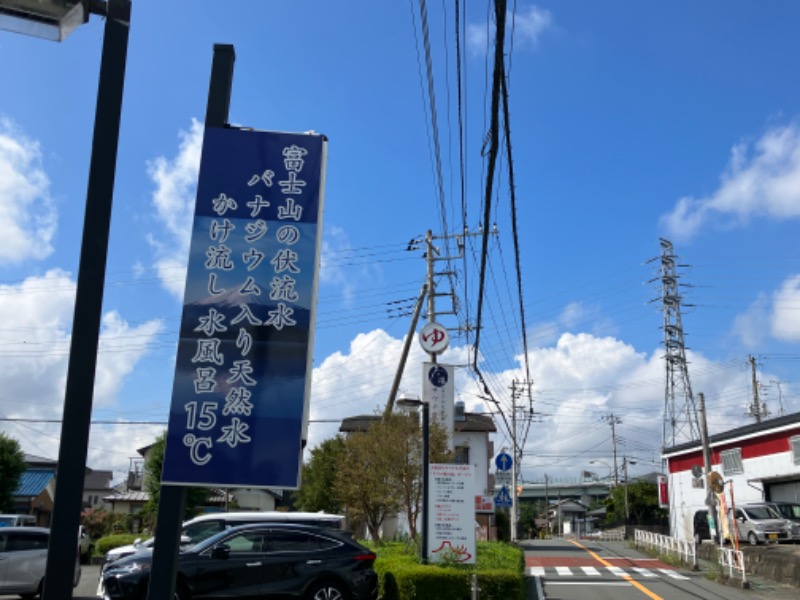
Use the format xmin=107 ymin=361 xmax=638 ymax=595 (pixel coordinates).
xmin=42 ymin=2 xmax=130 ymax=598
xmin=422 ymin=402 xmax=430 ymax=564
xmin=146 ymin=43 xmax=236 ymax=600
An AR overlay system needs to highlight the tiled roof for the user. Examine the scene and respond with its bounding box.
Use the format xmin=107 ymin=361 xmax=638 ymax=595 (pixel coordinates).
xmin=84 ymin=469 xmax=113 ymax=490
xmin=105 ymin=491 xmax=149 ymax=503
xmin=15 ymin=469 xmax=55 ymax=497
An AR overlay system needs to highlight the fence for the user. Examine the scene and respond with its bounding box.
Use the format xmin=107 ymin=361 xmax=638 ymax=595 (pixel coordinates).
xmin=718 ymin=547 xmax=748 ymax=587
xmin=634 ymin=529 xmax=697 ymax=569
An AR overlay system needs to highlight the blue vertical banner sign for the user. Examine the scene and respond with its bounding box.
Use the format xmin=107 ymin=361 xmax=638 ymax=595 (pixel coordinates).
xmin=162 ymin=127 xmax=327 ymax=489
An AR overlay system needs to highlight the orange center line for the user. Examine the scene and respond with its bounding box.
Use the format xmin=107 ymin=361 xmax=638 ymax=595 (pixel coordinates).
xmin=568 ymin=540 xmax=664 ymax=600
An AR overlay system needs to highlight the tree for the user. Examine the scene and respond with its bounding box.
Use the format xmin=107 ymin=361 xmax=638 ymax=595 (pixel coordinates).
xmin=0 ymin=433 xmax=26 ymax=512
xmin=142 ymin=432 xmax=209 ymax=520
xmin=293 ymin=436 xmax=345 ymax=513
xmin=333 ymin=412 xmax=449 ymax=543
xmin=604 ymin=480 xmax=667 ymax=526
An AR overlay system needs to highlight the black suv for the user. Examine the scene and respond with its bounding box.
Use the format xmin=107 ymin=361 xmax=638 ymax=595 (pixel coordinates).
xmin=102 ymin=523 xmax=378 ymax=600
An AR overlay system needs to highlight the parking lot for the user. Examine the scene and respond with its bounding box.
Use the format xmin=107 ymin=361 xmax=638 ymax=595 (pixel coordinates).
xmin=0 ymin=564 xmax=100 ymax=600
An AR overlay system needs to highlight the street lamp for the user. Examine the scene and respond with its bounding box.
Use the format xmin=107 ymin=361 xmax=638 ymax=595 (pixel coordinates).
xmin=396 ymin=397 xmax=430 ymax=564
xmin=590 ymin=459 xmax=613 ymax=482
xmin=0 ymin=1 xmax=130 ymax=598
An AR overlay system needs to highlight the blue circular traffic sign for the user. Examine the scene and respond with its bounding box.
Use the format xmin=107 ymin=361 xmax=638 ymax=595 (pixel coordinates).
xmin=495 ymin=452 xmax=513 ymax=472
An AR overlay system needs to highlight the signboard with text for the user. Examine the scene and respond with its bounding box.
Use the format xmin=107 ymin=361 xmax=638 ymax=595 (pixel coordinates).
xmin=162 ymin=127 xmax=327 ymax=489
xmin=422 ymin=362 xmax=454 ymax=450
xmin=429 ymin=463 xmax=476 ymax=564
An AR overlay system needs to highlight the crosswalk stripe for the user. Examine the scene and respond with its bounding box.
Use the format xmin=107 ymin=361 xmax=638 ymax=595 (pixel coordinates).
xmin=526 ymin=566 xmax=688 ymax=579
xmin=658 ymin=568 xmax=690 ymax=580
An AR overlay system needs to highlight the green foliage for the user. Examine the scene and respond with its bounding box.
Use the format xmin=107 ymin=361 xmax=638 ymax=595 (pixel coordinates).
xmin=95 ymin=534 xmax=142 ymax=556
xmin=294 ymin=436 xmax=345 ymax=513
xmin=370 ymin=541 xmax=524 ymax=600
xmin=604 ymin=480 xmax=667 ymax=525
xmin=0 ymin=433 xmax=26 ymax=512
xmin=142 ymin=432 xmax=209 ymax=518
xmin=494 ymin=508 xmax=510 ymax=541
xmin=81 ymin=508 xmax=118 ymax=539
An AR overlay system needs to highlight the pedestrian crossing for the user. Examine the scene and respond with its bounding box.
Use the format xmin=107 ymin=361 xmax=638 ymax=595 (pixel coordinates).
xmin=527 ymin=565 xmax=690 ymax=580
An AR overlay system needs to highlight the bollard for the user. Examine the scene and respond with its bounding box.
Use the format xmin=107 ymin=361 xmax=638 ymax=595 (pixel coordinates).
xmin=471 ymin=573 xmax=480 ymax=600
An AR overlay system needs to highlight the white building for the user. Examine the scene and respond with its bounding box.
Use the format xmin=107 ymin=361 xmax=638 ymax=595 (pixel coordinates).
xmin=662 ymin=412 xmax=800 ymax=540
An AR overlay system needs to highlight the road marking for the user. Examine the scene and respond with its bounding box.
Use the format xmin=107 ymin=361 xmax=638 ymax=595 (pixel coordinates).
xmin=632 ymin=567 xmax=658 ymax=578
xmin=568 ymin=540 xmax=664 ymax=600
xmin=546 ymin=582 xmax=631 ymax=587
xmin=607 ymin=566 xmax=627 ymax=577
xmin=581 ymin=566 xmax=601 ymax=575
xmin=528 ymin=566 xmax=545 ymax=576
xmin=555 ymin=566 xmax=574 ymax=576
xmin=658 ymin=568 xmax=690 ymax=580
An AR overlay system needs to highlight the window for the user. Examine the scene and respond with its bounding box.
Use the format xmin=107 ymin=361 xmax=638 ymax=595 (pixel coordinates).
xmin=266 ymin=530 xmax=315 ymax=553
xmin=790 ymin=435 xmax=800 ymax=465
xmin=721 ymin=448 xmax=744 ymax=475
xmin=454 ymin=446 xmax=470 ymax=465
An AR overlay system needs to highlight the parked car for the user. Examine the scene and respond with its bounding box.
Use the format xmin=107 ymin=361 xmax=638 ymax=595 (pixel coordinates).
xmin=692 ymin=509 xmax=718 ymax=544
xmin=728 ymin=504 xmax=791 ymax=545
xmin=101 ymin=523 xmax=377 ymax=600
xmin=78 ymin=525 xmax=94 ymax=564
xmin=0 ymin=526 xmax=81 ymax=597
xmin=766 ymin=501 xmax=800 ymax=542
xmin=0 ymin=514 xmax=37 ymax=527
xmin=102 ymin=511 xmax=345 ymax=565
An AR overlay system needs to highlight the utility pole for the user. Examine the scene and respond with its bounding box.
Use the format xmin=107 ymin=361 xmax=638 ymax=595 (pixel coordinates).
xmin=603 ymin=414 xmax=622 ymax=485
xmin=697 ymin=392 xmax=718 ymax=543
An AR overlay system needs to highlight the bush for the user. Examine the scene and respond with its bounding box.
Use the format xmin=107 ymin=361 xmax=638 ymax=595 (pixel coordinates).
xmin=370 ymin=541 xmax=524 ymax=600
xmin=94 ymin=534 xmax=142 ymax=557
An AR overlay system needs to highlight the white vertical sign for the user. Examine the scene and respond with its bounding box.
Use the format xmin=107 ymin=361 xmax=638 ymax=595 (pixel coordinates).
xmin=429 ymin=463 xmax=476 ymax=564
xmin=422 ymin=362 xmax=454 ymax=450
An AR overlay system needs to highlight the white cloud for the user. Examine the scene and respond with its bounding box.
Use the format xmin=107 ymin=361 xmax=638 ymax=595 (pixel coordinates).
xmin=467 ymin=5 xmax=553 ymax=56
xmin=732 ymin=293 xmax=771 ymax=349
xmin=528 ymin=302 xmax=615 ymax=347
xmin=770 ymin=274 xmax=800 ymax=341
xmin=0 ymin=118 xmax=56 ymax=262
xmin=146 ymin=119 xmax=204 ymax=299
xmin=0 ymin=270 xmax=163 ymax=476
xmin=662 ymin=122 xmax=800 ymax=240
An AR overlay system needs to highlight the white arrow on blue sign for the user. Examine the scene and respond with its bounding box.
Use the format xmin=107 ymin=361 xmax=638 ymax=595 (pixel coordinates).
xmin=495 ymin=485 xmax=513 ymax=508
xmin=495 ymin=452 xmax=513 ymax=472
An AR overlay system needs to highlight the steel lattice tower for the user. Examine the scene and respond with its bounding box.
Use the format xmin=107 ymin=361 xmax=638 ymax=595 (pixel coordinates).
xmin=657 ymin=238 xmax=700 ymax=448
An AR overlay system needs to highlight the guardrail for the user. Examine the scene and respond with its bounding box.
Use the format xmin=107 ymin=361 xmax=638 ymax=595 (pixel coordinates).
xmin=718 ymin=547 xmax=748 ymax=588
xmin=634 ymin=529 xmax=697 ymax=569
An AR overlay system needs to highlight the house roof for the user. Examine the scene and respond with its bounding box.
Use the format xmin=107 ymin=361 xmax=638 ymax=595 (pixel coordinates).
xmin=84 ymin=469 xmax=113 ymax=490
xmin=15 ymin=469 xmax=55 ymax=498
xmin=23 ymin=454 xmax=57 ymax=468
xmin=340 ymin=412 xmax=496 ymax=434
xmin=663 ymin=410 xmax=800 ymax=457
xmin=105 ymin=491 xmax=149 ymax=503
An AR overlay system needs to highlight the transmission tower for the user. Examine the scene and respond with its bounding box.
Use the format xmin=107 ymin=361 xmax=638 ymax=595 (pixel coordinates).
xmin=655 ymin=238 xmax=700 ymax=448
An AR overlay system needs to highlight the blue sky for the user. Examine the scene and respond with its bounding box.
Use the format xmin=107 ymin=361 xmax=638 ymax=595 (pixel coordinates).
xmin=1 ymin=1 xmax=799 ymax=486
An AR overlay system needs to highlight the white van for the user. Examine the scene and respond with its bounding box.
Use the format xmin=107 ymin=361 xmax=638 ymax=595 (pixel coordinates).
xmin=0 ymin=514 xmax=36 ymax=527
xmin=102 ymin=511 xmax=344 ymax=565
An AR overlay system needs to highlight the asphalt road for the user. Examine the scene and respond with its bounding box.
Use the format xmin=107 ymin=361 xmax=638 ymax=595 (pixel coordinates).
xmin=0 ymin=564 xmax=100 ymax=600
xmin=521 ymin=538 xmax=798 ymax=600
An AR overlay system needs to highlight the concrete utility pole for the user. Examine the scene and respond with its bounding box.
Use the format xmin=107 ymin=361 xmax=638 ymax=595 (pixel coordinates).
xmin=603 ymin=414 xmax=622 ymax=485
xmin=697 ymin=392 xmax=718 ymax=542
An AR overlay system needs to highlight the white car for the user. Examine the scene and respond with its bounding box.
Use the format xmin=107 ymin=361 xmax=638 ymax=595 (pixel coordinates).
xmin=0 ymin=526 xmax=80 ymax=597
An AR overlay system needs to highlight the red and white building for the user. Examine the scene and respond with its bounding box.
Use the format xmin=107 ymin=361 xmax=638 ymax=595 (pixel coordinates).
xmin=663 ymin=412 xmax=800 ymax=540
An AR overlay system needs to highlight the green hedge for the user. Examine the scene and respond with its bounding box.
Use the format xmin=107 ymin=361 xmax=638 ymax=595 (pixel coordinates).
xmin=94 ymin=534 xmax=143 ymax=557
xmin=371 ymin=541 xmax=524 ymax=600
